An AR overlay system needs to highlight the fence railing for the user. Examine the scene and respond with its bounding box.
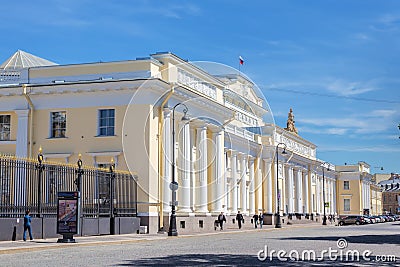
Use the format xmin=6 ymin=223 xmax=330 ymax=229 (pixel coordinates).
xmin=0 ymin=155 xmax=137 ymax=218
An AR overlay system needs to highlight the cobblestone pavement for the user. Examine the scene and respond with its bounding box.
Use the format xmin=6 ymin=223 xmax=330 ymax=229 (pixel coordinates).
xmin=1 ymin=222 xmax=399 ymax=266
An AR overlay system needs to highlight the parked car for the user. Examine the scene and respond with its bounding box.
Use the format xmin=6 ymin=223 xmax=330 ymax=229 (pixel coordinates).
xmin=371 ymin=216 xmax=381 ymax=223
xmin=338 ymin=215 xmax=366 ymax=226
xmin=362 ymin=215 xmax=372 ymax=224
xmin=365 ymin=216 xmax=375 ymax=224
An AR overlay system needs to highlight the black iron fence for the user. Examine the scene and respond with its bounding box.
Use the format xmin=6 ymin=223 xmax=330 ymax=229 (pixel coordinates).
xmin=0 ymin=155 xmax=137 ymax=218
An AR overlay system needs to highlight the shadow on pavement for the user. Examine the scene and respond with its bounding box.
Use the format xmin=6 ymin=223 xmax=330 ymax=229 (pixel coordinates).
xmin=117 ymin=254 xmax=399 ymax=266
xmin=280 ymin=234 xmax=400 ymax=246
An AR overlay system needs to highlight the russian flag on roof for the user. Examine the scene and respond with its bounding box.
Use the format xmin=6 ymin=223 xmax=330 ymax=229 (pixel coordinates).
xmin=239 ymin=56 xmax=244 ymax=65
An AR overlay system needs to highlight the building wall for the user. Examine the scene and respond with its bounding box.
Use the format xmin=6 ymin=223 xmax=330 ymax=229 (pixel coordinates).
xmin=383 ymin=191 xmax=400 ymax=214
xmin=337 ymin=177 xmax=362 ymax=215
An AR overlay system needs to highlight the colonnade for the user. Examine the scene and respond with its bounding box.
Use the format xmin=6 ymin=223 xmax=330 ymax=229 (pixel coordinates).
xmin=362 ymin=181 xmax=371 ymax=212
xmin=315 ymin=175 xmax=336 ymax=215
xmin=162 ymin=108 xmax=225 ymax=214
xmin=161 ymin=108 xmax=337 ymax=218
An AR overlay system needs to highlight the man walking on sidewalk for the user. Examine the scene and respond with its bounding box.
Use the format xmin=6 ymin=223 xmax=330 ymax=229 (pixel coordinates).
xmin=23 ymin=210 xmax=33 ymax=241
xmin=236 ymin=211 xmax=244 ymax=229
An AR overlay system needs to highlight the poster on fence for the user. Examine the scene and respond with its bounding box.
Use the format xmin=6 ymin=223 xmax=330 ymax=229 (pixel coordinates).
xmin=57 ymin=191 xmax=80 ymax=235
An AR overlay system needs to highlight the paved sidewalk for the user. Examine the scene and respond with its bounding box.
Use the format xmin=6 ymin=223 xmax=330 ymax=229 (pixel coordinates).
xmin=0 ymin=221 xmax=327 ymax=254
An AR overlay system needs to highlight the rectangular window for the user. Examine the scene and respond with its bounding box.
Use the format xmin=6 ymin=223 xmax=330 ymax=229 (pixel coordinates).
xmin=344 ymin=199 xmax=350 ymax=211
xmin=98 ymin=109 xmax=115 ymax=136
xmin=344 ymin=181 xmax=350 ymax=190
xmin=51 ymin=111 xmax=66 ymax=138
xmin=0 ymin=115 xmax=11 ymax=141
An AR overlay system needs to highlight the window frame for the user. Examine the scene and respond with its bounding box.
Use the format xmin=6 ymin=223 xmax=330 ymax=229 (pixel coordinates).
xmin=0 ymin=114 xmax=11 ymax=141
xmin=50 ymin=111 xmax=67 ymax=138
xmin=343 ymin=180 xmax=350 ymax=190
xmin=98 ymin=109 xmax=115 ymax=137
xmin=344 ymin=199 xmax=351 ymax=211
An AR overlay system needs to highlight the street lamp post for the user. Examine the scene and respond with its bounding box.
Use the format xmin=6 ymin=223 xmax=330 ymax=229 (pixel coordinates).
xmin=109 ymin=158 xmax=116 ymax=235
xmin=75 ymin=154 xmax=84 ymax=192
xmin=168 ymin=103 xmax=189 ymax=237
xmin=75 ymin=154 xmax=84 ymax=235
xmin=36 ymin=147 xmax=45 ymax=218
xmin=275 ymin=143 xmax=287 ymax=228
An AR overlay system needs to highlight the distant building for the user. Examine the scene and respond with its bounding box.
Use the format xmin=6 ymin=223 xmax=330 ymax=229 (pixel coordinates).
xmin=373 ymin=173 xmax=392 ymax=184
xmin=336 ymin=162 xmax=382 ymax=216
xmin=379 ymin=173 xmax=400 ymax=214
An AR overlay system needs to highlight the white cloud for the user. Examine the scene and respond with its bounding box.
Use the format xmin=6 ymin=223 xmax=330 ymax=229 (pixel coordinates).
xmin=370 ymin=14 xmax=400 ymax=32
xmin=299 ymin=126 xmax=348 ymax=135
xmin=299 ymin=108 xmax=397 ymax=136
xmin=353 ymin=33 xmax=371 ymax=41
xmin=318 ymin=144 xmax=400 ymax=153
xmin=326 ymin=80 xmax=376 ymax=96
xmin=368 ymin=109 xmax=397 ymax=117
xmin=326 ymin=128 xmax=348 ymax=135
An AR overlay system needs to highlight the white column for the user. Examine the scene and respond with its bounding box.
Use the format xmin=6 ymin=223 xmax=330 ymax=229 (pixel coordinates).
xmin=178 ymin=119 xmax=191 ymax=212
xmin=316 ymin=176 xmax=320 ymax=214
xmin=278 ymin=162 xmax=284 ymax=214
xmin=212 ymin=129 xmax=225 ymax=212
xmin=15 ymin=110 xmax=29 ymax=157
xmin=223 ymin=150 xmax=228 ymax=212
xmin=196 ymin=125 xmax=208 ymax=212
xmin=264 ymin=159 xmax=273 ymax=214
xmin=239 ymin=154 xmax=247 ymax=213
xmin=361 ymin=182 xmax=365 ymax=211
xmin=303 ymin=171 xmax=309 ymax=214
xmin=248 ymin=158 xmax=255 ymax=215
xmin=14 ymin=110 xmax=29 ymax=206
xmin=255 ymin=157 xmax=262 ymax=213
xmin=330 ymin=179 xmax=334 ymax=214
xmin=287 ymin=166 xmax=294 ymax=214
xmin=231 ymin=152 xmax=238 ymax=214
xmin=332 ymin=180 xmax=337 ymax=215
xmin=326 ymin=179 xmax=330 ymax=214
xmin=296 ymin=168 xmax=303 ymax=213
xmin=162 ymin=108 xmax=172 ymax=212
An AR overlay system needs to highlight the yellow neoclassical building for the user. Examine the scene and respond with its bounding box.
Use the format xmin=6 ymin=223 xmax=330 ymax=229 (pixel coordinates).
xmin=0 ymin=50 xmax=380 ymax=234
xmin=336 ymin=162 xmax=382 ymax=216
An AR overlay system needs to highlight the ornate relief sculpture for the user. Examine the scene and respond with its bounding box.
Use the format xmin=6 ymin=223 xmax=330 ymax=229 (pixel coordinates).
xmin=285 ymin=108 xmax=298 ymax=134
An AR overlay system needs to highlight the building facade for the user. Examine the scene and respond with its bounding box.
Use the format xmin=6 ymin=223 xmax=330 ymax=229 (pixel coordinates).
xmin=379 ymin=173 xmax=400 ymax=214
xmin=3 ymin=50 xmax=380 ymax=233
xmin=335 ymin=162 xmax=383 ymax=216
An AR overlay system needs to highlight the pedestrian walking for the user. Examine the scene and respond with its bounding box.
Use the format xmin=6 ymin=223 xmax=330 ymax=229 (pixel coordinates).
xmin=259 ymin=213 xmax=264 ymax=229
xmin=23 ymin=210 xmax=33 ymax=241
xmin=218 ymin=212 xmax=226 ymax=230
xmin=236 ymin=211 xmax=244 ymax=229
xmin=252 ymin=214 xmax=259 ymax=228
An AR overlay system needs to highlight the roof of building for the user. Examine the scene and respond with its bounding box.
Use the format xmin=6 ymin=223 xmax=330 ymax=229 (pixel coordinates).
xmin=0 ymin=50 xmax=57 ymax=69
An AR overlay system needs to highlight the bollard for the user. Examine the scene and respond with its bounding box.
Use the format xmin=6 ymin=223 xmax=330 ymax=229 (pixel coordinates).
xmin=12 ymin=226 xmax=16 ymax=241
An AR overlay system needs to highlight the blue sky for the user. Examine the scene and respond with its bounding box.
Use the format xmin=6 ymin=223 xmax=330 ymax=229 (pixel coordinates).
xmin=1 ymin=0 xmax=399 ymax=174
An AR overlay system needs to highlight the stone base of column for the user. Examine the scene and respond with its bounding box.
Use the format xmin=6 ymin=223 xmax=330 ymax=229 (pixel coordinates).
xmin=210 ymin=211 xmax=226 ymax=216
xmin=194 ymin=212 xmax=212 ymax=217
xmin=176 ymin=210 xmax=195 ymax=216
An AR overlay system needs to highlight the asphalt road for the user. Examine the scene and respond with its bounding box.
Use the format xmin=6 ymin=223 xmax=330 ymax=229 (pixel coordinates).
xmin=2 ymin=222 xmax=400 ymax=266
